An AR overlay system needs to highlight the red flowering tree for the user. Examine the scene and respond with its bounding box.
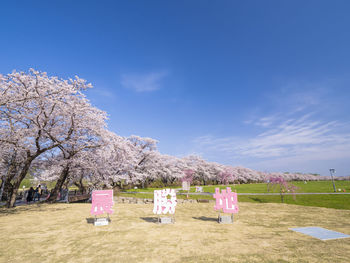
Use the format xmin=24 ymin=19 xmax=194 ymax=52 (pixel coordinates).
xmin=181 ymin=169 xmax=194 ymax=183
xmin=267 ymin=177 xmax=298 ymax=203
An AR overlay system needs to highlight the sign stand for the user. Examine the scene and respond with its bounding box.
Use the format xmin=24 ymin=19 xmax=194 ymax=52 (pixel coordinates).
xmin=218 ymin=213 xmax=234 ymax=224
xmin=158 ymin=215 xmax=175 ymax=224
xmin=94 ymin=214 xmax=111 ymax=226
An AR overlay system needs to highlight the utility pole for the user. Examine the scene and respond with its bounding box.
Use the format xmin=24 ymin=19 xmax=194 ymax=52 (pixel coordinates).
xmin=329 ymin=169 xmax=336 ymax=192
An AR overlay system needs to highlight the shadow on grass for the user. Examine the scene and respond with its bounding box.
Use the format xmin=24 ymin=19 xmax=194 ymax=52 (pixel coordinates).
xmin=249 ymin=197 xmax=268 ymax=203
xmin=86 ymin=217 xmax=95 ymax=224
xmin=0 ymin=204 xmax=43 ymax=215
xmin=140 ymin=217 xmax=158 ymax=223
xmin=0 ymin=208 xmax=19 ymax=215
xmin=192 ymin=216 xmax=218 ymax=222
xmin=0 ymin=202 xmax=70 ymax=216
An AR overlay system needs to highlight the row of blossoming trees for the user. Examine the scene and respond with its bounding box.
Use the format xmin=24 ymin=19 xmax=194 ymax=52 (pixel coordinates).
xmin=0 ymin=70 xmax=343 ymax=207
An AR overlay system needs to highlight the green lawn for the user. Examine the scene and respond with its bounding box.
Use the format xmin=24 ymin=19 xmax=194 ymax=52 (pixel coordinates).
xmin=239 ymin=194 xmax=350 ymax=210
xmin=121 ymin=181 xmax=350 ymax=210
xmin=119 ymin=192 xmax=215 ymax=200
xmin=119 ymin=192 xmax=350 ymax=210
xmin=126 ymin=180 xmax=350 ymax=193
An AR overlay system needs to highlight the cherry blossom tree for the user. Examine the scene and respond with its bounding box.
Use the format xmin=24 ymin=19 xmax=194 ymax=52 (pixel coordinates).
xmin=182 ymin=155 xmax=224 ymax=185
xmin=45 ymin=112 xmax=107 ymax=202
xmin=157 ymin=154 xmax=187 ymax=185
xmin=0 ymin=69 xmax=107 ymax=207
xmin=86 ymin=133 xmax=140 ymax=189
xmin=217 ymin=171 xmax=233 ymax=185
xmin=126 ymin=135 xmax=159 ymax=187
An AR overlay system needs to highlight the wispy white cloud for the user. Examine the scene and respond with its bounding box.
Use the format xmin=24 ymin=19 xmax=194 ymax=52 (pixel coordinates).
xmin=121 ymin=71 xmax=167 ymax=92
xmin=254 ymin=114 xmax=281 ymax=127
xmin=190 ymin=78 xmax=350 ymax=175
xmin=89 ymin=88 xmax=116 ymax=98
xmin=192 ymin=96 xmax=350 ymax=175
xmin=243 ymin=117 xmax=349 ymax=159
xmin=194 ymin=114 xmax=350 ymax=160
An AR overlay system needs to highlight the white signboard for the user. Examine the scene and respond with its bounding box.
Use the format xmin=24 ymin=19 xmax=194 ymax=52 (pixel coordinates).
xmin=195 ymin=186 xmax=203 ymax=193
xmin=153 ymin=189 xmax=177 ymax=215
xmin=182 ymin=181 xmax=190 ymax=191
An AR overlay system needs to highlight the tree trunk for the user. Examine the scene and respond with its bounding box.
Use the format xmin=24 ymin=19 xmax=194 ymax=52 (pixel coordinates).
xmin=280 ymin=189 xmax=284 ymax=203
xmin=2 ymin=180 xmax=13 ymax=202
xmin=7 ymin=160 xmax=32 ymax=208
xmin=0 ymin=163 xmax=17 ymax=201
xmin=79 ymin=176 xmax=85 ymax=194
xmin=74 ymin=177 xmax=86 ymax=194
xmin=0 ymin=177 xmax=5 ymax=201
xmin=47 ymin=166 xmax=70 ymax=202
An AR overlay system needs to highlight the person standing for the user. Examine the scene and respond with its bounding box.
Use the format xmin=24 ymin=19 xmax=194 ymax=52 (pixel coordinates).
xmin=33 ymin=185 xmax=41 ymax=202
xmin=33 ymin=187 xmax=38 ymax=202
xmin=26 ymin=187 xmax=34 ymax=203
xmin=37 ymin=185 xmax=42 ymax=201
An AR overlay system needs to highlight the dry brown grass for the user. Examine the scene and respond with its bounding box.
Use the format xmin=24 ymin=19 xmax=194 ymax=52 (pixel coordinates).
xmin=1 ymin=202 xmax=350 ymax=263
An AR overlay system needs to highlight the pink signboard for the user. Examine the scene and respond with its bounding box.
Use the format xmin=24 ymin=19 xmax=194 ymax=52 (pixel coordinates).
xmin=90 ymin=190 xmax=114 ymax=216
xmin=213 ymin=187 xmax=239 ymax=214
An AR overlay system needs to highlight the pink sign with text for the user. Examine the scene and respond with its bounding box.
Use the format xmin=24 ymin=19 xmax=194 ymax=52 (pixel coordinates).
xmin=90 ymin=190 xmax=114 ymax=216
xmin=213 ymin=187 xmax=239 ymax=214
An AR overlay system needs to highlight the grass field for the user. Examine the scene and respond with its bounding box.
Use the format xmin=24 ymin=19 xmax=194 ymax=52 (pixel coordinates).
xmin=119 ymin=192 xmax=350 ymax=210
xmin=126 ymin=180 xmax=350 ymax=194
xmin=121 ymin=181 xmax=350 ymax=210
xmin=1 ymin=202 xmax=350 ymax=262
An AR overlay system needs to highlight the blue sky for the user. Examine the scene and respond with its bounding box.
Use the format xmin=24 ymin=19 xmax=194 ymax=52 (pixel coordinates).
xmin=1 ymin=1 xmax=350 ymax=176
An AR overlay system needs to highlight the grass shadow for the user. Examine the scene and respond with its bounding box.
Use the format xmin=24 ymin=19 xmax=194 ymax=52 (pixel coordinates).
xmin=249 ymin=197 xmax=267 ymax=203
xmin=0 ymin=202 xmax=70 ymax=216
xmin=86 ymin=217 xmax=95 ymax=224
xmin=140 ymin=217 xmax=159 ymax=223
xmin=192 ymin=216 xmax=218 ymax=222
xmin=0 ymin=202 xmax=45 ymax=215
xmin=0 ymin=208 xmax=19 ymax=215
